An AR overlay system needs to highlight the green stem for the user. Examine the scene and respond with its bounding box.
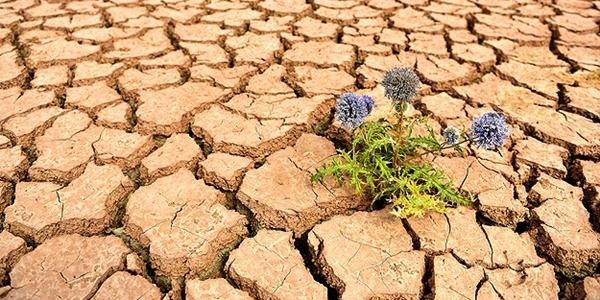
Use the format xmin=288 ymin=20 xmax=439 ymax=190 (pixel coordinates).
xmin=392 ymin=103 xmax=405 ymax=168
xmin=403 ymin=139 xmax=470 ymax=164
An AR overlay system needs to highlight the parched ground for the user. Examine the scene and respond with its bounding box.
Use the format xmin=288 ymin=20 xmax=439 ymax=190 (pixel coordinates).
xmin=0 ymin=0 xmax=599 ymax=299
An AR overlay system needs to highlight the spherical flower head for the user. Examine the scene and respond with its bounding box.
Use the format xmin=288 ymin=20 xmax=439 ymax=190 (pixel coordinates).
xmin=381 ymin=67 xmax=421 ymax=103
xmin=469 ymin=111 xmax=509 ymax=151
xmin=335 ymin=92 xmax=375 ymax=130
xmin=442 ymin=126 xmax=460 ymax=145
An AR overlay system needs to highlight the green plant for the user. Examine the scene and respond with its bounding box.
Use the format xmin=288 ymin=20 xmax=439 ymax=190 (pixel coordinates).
xmin=311 ymin=68 xmax=509 ymax=218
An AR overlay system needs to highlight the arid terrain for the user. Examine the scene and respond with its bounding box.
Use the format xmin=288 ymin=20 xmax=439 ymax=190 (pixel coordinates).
xmin=0 ymin=0 xmax=599 ymax=299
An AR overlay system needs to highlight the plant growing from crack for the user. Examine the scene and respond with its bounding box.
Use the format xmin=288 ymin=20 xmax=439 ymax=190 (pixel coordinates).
xmin=311 ymin=67 xmax=509 ymax=218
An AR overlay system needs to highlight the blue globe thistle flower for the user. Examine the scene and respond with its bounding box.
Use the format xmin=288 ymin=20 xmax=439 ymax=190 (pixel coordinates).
xmin=381 ymin=67 xmax=421 ymax=103
xmin=442 ymin=126 xmax=460 ymax=145
xmin=469 ymin=111 xmax=509 ymax=151
xmin=335 ymin=92 xmax=375 ymax=130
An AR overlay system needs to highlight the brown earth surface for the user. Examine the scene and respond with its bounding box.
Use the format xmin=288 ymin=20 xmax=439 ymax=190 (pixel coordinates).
xmin=0 ymin=0 xmax=599 ymax=299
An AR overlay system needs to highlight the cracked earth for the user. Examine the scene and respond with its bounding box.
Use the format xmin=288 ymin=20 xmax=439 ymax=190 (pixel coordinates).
xmin=0 ymin=0 xmax=599 ymax=299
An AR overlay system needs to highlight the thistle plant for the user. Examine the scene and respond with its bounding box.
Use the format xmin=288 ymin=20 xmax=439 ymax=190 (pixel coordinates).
xmin=311 ymin=67 xmax=509 ymax=218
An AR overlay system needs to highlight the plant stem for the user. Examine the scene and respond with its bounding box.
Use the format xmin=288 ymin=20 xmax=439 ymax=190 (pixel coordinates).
xmin=392 ymin=103 xmax=405 ymax=168
xmin=404 ymin=139 xmax=471 ymax=164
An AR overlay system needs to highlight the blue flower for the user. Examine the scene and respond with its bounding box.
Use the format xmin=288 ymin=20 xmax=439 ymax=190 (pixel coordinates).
xmin=442 ymin=126 xmax=460 ymax=145
xmin=335 ymin=93 xmax=375 ymax=130
xmin=469 ymin=111 xmax=509 ymax=151
xmin=381 ymin=67 xmax=421 ymax=103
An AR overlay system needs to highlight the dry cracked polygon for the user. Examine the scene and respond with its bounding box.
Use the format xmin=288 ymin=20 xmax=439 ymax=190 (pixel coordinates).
xmin=105 ymin=28 xmax=173 ymax=60
xmin=245 ymin=64 xmax=294 ymax=95
xmin=565 ymin=85 xmax=600 ymax=121
xmin=353 ymin=18 xmax=388 ymax=35
xmin=452 ymin=43 xmax=496 ymax=72
xmin=201 ymin=9 xmax=264 ymax=29
xmin=92 ymin=271 xmax=162 ymax=300
xmin=514 ymin=137 xmax=569 ymax=179
xmin=72 ymin=61 xmax=125 ymax=86
xmin=308 ymin=210 xmax=425 ymax=299
xmin=65 ymin=81 xmax=121 ymax=117
xmin=206 ymin=92 xmax=332 ymax=142
xmin=1 ymin=106 xmax=65 ymax=146
xmin=71 ymin=27 xmax=142 ymax=44
xmin=124 ymin=169 xmax=247 ymax=278
xmin=556 ymin=27 xmax=600 ymax=48
xmin=407 ymin=208 xmax=492 ymax=267
xmin=238 ymin=134 xmax=367 ymax=234
xmin=474 ymin=14 xmax=551 ymax=45
xmin=3 ymin=234 xmax=131 ymax=300
xmin=30 ymin=65 xmax=69 ymax=88
xmin=495 ymin=60 xmax=574 ymax=100
xmin=140 ymin=133 xmax=202 ymax=183
xmin=192 ymin=90 xmax=333 ymax=158
xmin=482 ymin=225 xmax=545 ymax=269
xmin=390 ymin=7 xmax=443 ymax=33
xmin=549 ymin=13 xmax=598 ymax=33
xmin=24 ymin=3 xmax=68 ymax=19
xmin=409 ymin=33 xmax=448 ymax=57
xmin=192 ymin=105 xmax=296 ymax=159
xmin=417 ymin=55 xmax=478 ymax=90
xmin=117 ymin=68 xmax=182 ymax=98
xmin=225 ymin=32 xmax=283 ymax=70
xmin=292 ymin=66 xmax=355 ymax=97
xmin=448 ymin=29 xmax=477 ymax=44
xmin=0 ymin=13 xmax=21 ymax=27
xmin=484 ymin=263 xmax=559 ymax=299
xmin=294 ymin=17 xmax=340 ymax=41
xmin=314 ymin=6 xmax=382 ymax=25
xmin=495 ymin=44 xmax=570 ymax=68
xmin=454 ymin=74 xmax=600 ymax=158
xmin=0 ymin=44 xmax=26 ymax=88
xmin=282 ymin=41 xmax=355 ymax=72
xmin=420 ymin=92 xmax=466 ymax=124
xmin=139 ymin=51 xmax=191 ymax=69
xmin=529 ymin=175 xmax=600 ymax=272
xmin=558 ymin=46 xmax=600 ymax=71
xmin=92 ymin=128 xmax=155 ymax=171
xmin=186 ymin=278 xmax=252 ymax=300
xmin=226 ymin=230 xmax=327 ymax=299
xmin=4 ymin=162 xmax=133 ymax=243
xmin=433 ymin=253 xmax=483 ymax=300
xmin=96 ymin=103 xmax=133 ymax=131
xmin=0 ymin=146 xmax=27 ymax=183
xmin=198 ymin=153 xmax=253 ymax=191
xmin=151 ymin=6 xmax=204 ymax=23
xmin=43 ymin=14 xmax=103 ymax=30
xmin=26 ymin=38 xmax=100 ymax=68
xmin=174 ymin=23 xmax=232 ymax=43
xmin=206 ymin=1 xmax=249 ymax=11
xmin=0 ymin=230 xmax=28 ymax=284
xmin=259 ymin=0 xmax=311 ymax=16
xmin=190 ymin=64 xmax=257 ymax=92
xmin=342 ymin=35 xmax=391 ymax=60
xmin=250 ymin=16 xmax=294 ymax=34
xmin=376 ymin=29 xmax=408 ymax=51
xmin=106 ymin=6 xmax=147 ymax=24
xmin=0 ymin=88 xmax=56 ymax=122
xmin=430 ymin=12 xmax=467 ymax=29
xmin=136 ymin=82 xmax=230 ymax=136
xmin=180 ymin=42 xmax=229 ymax=68
xmin=29 ymin=110 xmax=102 ymax=183
xmin=121 ymin=16 xmax=165 ymax=29
xmin=356 ymin=52 xmax=418 ymax=88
